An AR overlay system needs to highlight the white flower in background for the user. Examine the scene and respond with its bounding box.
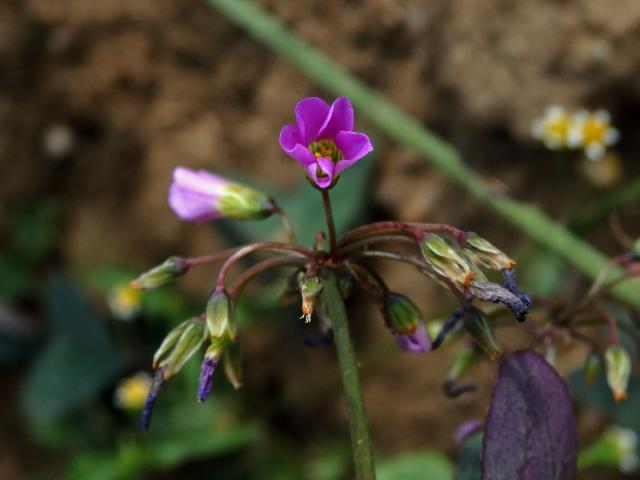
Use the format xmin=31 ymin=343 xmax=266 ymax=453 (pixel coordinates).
xmin=531 ymin=105 xmax=573 ymax=149
xmin=114 ymin=372 xmax=153 ymax=410
xmin=569 ymin=110 xmax=620 ymax=160
xmin=107 ymin=283 xmax=143 ymax=321
xmin=606 ymin=425 xmax=639 ymax=473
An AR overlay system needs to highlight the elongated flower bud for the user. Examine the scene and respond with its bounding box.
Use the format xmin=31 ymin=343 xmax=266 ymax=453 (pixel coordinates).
xmin=605 ymin=344 xmax=631 ymax=402
xmin=382 ymin=293 xmax=431 ymax=353
xmin=463 ymin=308 xmax=502 ymax=360
xmin=206 ymin=287 xmax=237 ymax=340
xmin=153 ymin=319 xmax=190 ymax=368
xmin=197 ymin=339 xmax=226 ymax=402
xmin=299 ymin=274 xmax=323 ymax=323
xmin=161 ymin=318 xmax=207 ymax=377
xmin=583 ymin=352 xmax=602 ymax=385
xmin=463 ymin=233 xmax=514 ymax=271
xmin=130 ymin=256 xmax=189 ymax=290
xmin=169 ymin=167 xmax=275 ymax=222
xmin=223 ymin=341 xmax=242 ymax=390
xmin=140 ymin=366 xmax=167 ymax=431
xmin=419 ymin=234 xmax=473 ymax=288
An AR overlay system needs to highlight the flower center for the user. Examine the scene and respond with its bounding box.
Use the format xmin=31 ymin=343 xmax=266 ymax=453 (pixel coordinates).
xmin=582 ymin=118 xmax=607 ymax=145
xmin=309 ymin=139 xmax=343 ymax=163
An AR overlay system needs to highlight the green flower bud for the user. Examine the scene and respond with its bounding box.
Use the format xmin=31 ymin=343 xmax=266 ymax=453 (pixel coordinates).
xmin=158 ymin=317 xmax=207 ymax=378
xmin=605 ymin=344 xmax=632 ymax=402
xmin=223 ymin=341 xmax=242 ymax=390
xmin=632 ymin=238 xmax=640 ymax=259
xmin=446 ymin=343 xmax=480 ymax=384
xmin=583 ymin=352 xmax=602 ymax=385
xmin=153 ymin=318 xmax=190 ymax=368
xmin=463 ymin=233 xmax=515 ymax=271
xmin=206 ymin=288 xmax=237 ymax=340
xmin=419 ymin=234 xmax=473 ymax=288
xmin=463 ymin=308 xmax=502 ymax=360
xmin=299 ymin=274 xmax=323 ymax=323
xmin=130 ymin=256 xmax=189 ymax=290
xmin=382 ymin=293 xmax=422 ymax=334
xmin=217 ymin=183 xmax=275 ymax=220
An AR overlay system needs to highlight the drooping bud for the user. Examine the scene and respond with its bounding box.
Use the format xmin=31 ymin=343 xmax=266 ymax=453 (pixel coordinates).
xmin=299 ymin=274 xmax=323 ymax=323
xmin=197 ymin=339 xmax=226 ymax=402
xmin=130 ymin=256 xmax=189 ymax=290
xmin=605 ymin=344 xmax=631 ymax=402
xmin=152 ymin=319 xmax=190 ymax=368
xmin=381 ymin=293 xmax=431 ymax=353
xmin=462 ymin=308 xmax=502 ymax=360
xmin=419 ymin=234 xmax=474 ymax=288
xmin=159 ymin=317 xmax=207 ymax=377
xmin=140 ymin=366 xmax=167 ymax=431
xmin=169 ymin=167 xmax=275 ymax=222
xmin=463 ymin=233 xmax=514 ymax=270
xmin=205 ymin=287 xmax=237 ymax=340
xmin=223 ymin=341 xmax=243 ymax=390
xmin=583 ymin=352 xmax=602 ymax=385
xmin=446 ymin=343 xmax=480 ymax=384
xmin=501 ymin=268 xmax=532 ymax=311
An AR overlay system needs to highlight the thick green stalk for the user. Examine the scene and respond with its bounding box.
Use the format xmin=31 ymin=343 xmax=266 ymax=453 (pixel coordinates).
xmin=322 ymin=270 xmax=376 ymax=479
xmin=205 ymin=0 xmax=639 ymax=306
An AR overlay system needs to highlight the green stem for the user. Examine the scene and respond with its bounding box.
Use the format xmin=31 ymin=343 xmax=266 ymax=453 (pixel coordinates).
xmin=322 ymin=270 xmax=376 ymax=479
xmin=321 ymin=190 xmax=338 ymax=256
xmin=204 ymin=0 xmax=639 ymax=307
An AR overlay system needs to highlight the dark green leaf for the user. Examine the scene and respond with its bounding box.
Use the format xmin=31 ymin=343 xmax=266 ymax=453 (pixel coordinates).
xmin=454 ymin=432 xmax=482 ymax=480
xmin=377 ymin=451 xmax=453 ymax=480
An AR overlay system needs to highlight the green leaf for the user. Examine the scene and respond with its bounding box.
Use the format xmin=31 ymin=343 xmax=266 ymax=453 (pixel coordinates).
xmin=22 ymin=273 xmax=122 ymax=420
xmin=0 ymin=253 xmax=39 ymax=300
xmin=454 ymin=432 xmax=482 ymax=480
xmin=11 ymin=200 xmax=61 ymax=264
xmin=377 ymin=451 xmax=454 ymax=480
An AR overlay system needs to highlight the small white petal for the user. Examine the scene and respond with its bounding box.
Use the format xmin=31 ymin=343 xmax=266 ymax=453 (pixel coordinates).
xmin=585 ymin=143 xmax=605 ymax=160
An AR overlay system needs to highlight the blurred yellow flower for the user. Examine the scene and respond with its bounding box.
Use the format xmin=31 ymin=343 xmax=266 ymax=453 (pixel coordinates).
xmin=107 ymin=283 xmax=143 ymax=321
xmin=531 ymin=105 xmax=572 ymax=149
xmin=569 ymin=110 xmax=619 ymax=160
xmin=114 ymin=372 xmax=152 ymax=410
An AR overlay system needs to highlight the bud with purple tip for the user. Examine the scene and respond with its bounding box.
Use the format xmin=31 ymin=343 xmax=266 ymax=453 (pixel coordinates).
xmin=381 ymin=292 xmax=432 ymax=353
xmin=169 ymin=167 xmax=276 ymax=222
xmin=197 ymin=340 xmax=225 ymax=402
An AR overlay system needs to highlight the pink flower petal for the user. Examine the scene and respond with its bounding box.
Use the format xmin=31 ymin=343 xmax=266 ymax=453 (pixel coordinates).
xmin=278 ymin=124 xmax=301 ymax=153
xmin=305 ymin=159 xmax=335 ymax=189
xmin=334 ymin=131 xmax=373 ymax=175
xmin=168 ymin=183 xmax=223 ymax=222
xmin=173 ymin=167 xmax=229 ymax=196
xmin=317 ymin=97 xmax=354 ymax=141
xmin=295 ymin=97 xmax=330 ymax=145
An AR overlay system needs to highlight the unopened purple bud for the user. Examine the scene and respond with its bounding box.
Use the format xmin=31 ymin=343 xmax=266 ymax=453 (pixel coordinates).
xmin=455 ymin=418 xmax=483 ymax=445
xmin=197 ymin=355 xmax=218 ymax=402
xmin=140 ymin=367 xmax=167 ymax=431
xmin=394 ymin=321 xmax=432 ymax=353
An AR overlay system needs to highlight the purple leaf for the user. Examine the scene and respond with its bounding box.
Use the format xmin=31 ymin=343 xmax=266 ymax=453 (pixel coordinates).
xmin=482 ymin=350 xmax=577 ymax=480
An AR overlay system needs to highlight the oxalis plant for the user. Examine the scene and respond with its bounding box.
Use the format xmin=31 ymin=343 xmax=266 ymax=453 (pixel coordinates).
xmin=129 ymin=96 xmax=587 ymax=479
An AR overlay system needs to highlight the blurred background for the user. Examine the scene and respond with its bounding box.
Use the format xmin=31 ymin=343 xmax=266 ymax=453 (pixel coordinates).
xmin=1 ymin=0 xmax=640 ymax=478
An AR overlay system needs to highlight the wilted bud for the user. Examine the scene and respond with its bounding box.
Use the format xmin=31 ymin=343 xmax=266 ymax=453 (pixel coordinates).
xmin=419 ymin=234 xmax=473 ymax=288
xmin=605 ymin=344 xmax=631 ymax=402
xmin=197 ymin=339 xmax=226 ymax=402
xmin=130 ymin=256 xmax=189 ymax=290
xmin=169 ymin=167 xmax=275 ymax=222
xmin=583 ymin=352 xmax=602 ymax=385
xmin=206 ymin=287 xmax=237 ymax=340
xmin=159 ymin=317 xmax=207 ymax=377
xmin=382 ymin=293 xmax=431 ymax=353
xmin=463 ymin=308 xmax=502 ymax=360
xmin=223 ymin=341 xmax=243 ymax=390
xmin=469 ymin=280 xmax=530 ymax=322
xmin=463 ymin=233 xmax=514 ymax=270
xmin=299 ymin=274 xmax=323 ymax=323
xmin=501 ymin=268 xmax=532 ymax=311
xmin=141 ymin=366 xmax=167 ymax=431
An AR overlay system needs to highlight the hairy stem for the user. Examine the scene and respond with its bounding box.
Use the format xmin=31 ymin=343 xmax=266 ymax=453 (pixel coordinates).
xmin=322 ymin=270 xmax=376 ymax=479
xmin=322 ymin=190 xmax=338 ymax=256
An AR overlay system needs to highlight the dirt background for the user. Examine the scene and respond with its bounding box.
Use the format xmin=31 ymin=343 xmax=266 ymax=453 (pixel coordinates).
xmin=2 ymin=0 xmax=640 ymax=478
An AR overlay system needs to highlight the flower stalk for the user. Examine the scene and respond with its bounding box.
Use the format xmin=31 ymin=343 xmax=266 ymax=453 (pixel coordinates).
xmin=322 ymin=270 xmax=376 ymax=479
xmin=322 ymin=190 xmax=338 ymax=256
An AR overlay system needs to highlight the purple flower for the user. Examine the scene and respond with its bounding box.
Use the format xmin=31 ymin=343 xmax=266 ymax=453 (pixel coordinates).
xmin=197 ymin=355 xmax=218 ymax=402
xmin=168 ymin=167 xmax=274 ymax=222
xmin=394 ymin=321 xmax=432 ymax=353
xmin=279 ymin=97 xmax=373 ymax=189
